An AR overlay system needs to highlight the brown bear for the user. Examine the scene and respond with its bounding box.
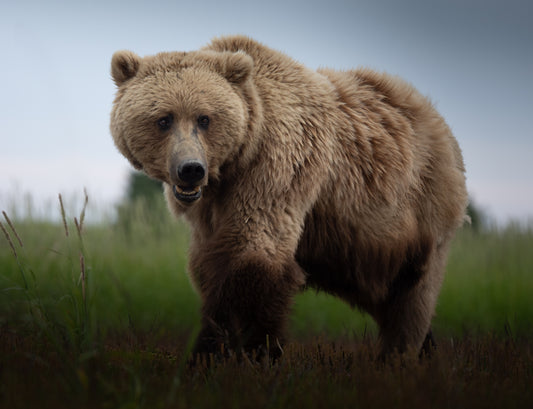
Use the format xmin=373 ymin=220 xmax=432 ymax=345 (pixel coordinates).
xmin=110 ymin=35 xmax=468 ymax=359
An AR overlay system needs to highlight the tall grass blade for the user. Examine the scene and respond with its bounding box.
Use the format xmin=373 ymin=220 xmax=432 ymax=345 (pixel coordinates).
xmin=58 ymin=194 xmax=69 ymax=237
xmin=0 ymin=214 xmax=29 ymax=290
xmin=79 ymin=188 xmax=89 ymax=233
xmin=79 ymin=253 xmax=86 ymax=305
xmin=0 ymin=221 xmax=18 ymax=259
xmin=2 ymin=211 xmax=23 ymax=247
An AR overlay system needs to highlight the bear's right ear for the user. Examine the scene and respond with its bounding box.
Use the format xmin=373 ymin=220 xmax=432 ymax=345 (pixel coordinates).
xmin=219 ymin=51 xmax=254 ymax=84
xmin=111 ymin=51 xmax=141 ymax=86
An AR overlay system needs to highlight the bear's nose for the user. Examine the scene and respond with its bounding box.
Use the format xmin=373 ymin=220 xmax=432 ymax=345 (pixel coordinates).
xmin=177 ymin=160 xmax=206 ymax=184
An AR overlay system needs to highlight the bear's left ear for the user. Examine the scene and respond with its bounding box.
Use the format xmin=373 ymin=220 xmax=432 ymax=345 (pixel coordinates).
xmin=111 ymin=50 xmax=141 ymax=86
xmin=219 ymin=51 xmax=254 ymax=84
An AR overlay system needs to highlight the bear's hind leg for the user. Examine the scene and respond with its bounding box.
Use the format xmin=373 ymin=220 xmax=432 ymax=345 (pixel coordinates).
xmin=374 ymin=247 xmax=446 ymax=357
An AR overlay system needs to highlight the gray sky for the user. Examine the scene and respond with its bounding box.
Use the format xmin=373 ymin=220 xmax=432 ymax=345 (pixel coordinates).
xmin=1 ymin=0 xmax=532 ymax=223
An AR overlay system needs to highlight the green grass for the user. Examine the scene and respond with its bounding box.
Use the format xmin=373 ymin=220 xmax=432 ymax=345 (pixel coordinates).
xmin=1 ymin=195 xmax=533 ymax=408
xmin=437 ymin=225 xmax=533 ymax=336
xmin=3 ymin=205 xmax=531 ymax=339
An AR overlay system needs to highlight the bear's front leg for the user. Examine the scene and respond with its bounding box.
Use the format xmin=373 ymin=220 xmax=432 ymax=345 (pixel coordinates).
xmin=190 ymin=249 xmax=305 ymax=361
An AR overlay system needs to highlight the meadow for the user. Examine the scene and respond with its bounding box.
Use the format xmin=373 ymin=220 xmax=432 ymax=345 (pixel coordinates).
xmin=1 ymin=193 xmax=532 ymax=408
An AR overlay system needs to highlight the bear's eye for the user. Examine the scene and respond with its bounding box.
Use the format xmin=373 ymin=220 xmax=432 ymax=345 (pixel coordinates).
xmin=157 ymin=114 xmax=173 ymax=131
xmin=198 ymin=115 xmax=210 ymax=130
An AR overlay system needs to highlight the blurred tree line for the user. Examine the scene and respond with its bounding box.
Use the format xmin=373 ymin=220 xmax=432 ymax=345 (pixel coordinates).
xmin=466 ymin=199 xmax=487 ymax=232
xmin=124 ymin=171 xmax=163 ymax=204
xmin=118 ymin=171 xmax=487 ymax=232
xmin=115 ymin=171 xmax=171 ymax=234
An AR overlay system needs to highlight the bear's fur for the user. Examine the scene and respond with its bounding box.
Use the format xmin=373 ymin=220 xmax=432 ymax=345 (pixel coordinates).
xmin=110 ymin=36 xmax=468 ymax=358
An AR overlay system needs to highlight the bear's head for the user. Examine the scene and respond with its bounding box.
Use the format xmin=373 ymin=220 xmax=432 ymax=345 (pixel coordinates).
xmin=110 ymin=49 xmax=256 ymax=206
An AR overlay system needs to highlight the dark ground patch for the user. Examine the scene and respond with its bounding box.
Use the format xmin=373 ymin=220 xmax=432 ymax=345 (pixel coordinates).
xmin=1 ymin=327 xmax=532 ymax=409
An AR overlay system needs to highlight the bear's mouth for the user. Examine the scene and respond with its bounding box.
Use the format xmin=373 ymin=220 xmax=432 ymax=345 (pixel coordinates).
xmin=173 ymin=184 xmax=202 ymax=203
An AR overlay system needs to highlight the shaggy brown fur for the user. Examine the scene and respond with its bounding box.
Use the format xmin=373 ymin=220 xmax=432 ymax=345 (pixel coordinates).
xmin=110 ymin=35 xmax=468 ymax=358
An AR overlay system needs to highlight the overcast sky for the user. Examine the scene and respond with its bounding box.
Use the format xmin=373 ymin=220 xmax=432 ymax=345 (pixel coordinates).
xmin=0 ymin=0 xmax=531 ymax=223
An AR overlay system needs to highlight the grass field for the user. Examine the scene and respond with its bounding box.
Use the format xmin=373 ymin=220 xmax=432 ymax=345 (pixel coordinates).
xmin=1 ymin=195 xmax=532 ymax=408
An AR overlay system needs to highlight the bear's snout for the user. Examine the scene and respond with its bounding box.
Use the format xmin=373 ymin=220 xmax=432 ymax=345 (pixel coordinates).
xmin=170 ymin=157 xmax=207 ymax=204
xmin=168 ymin=129 xmax=208 ymax=204
xmin=178 ymin=160 xmax=206 ymax=185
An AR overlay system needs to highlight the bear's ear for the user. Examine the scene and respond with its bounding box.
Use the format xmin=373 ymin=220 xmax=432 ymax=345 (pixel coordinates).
xmin=111 ymin=51 xmax=141 ymax=86
xmin=219 ymin=51 xmax=254 ymax=84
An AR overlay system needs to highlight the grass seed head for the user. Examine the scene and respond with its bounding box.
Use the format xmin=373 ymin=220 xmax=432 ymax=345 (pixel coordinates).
xmin=0 ymin=220 xmax=18 ymax=258
xmin=79 ymin=188 xmax=89 ymax=232
xmin=2 ymin=211 xmax=23 ymax=248
xmin=58 ymin=194 xmax=69 ymax=237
